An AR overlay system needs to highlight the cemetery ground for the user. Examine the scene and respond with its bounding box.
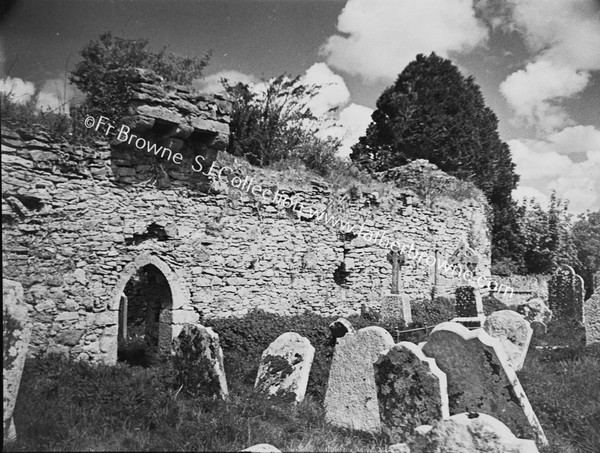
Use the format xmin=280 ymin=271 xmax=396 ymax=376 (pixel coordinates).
xmin=6 ymin=300 xmax=600 ymax=453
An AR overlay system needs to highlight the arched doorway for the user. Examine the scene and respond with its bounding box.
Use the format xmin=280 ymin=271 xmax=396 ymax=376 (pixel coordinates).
xmin=118 ymin=264 xmax=172 ymax=366
xmin=110 ymin=253 xmax=189 ymax=366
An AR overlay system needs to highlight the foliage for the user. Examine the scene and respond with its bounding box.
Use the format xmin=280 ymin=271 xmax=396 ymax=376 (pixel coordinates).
xmin=481 ymin=294 xmax=512 ymax=316
xmin=225 ymin=74 xmax=343 ymax=176
xmin=350 ymin=53 xmax=522 ymax=270
xmin=69 ymin=32 xmax=211 ymax=123
xmin=572 ymin=210 xmax=600 ymax=299
xmin=518 ymin=192 xmax=580 ymax=274
xmin=0 ymin=91 xmax=72 ymax=138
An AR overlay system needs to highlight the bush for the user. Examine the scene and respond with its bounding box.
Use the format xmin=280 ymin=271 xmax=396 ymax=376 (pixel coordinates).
xmin=481 ymin=293 xmax=512 ymax=316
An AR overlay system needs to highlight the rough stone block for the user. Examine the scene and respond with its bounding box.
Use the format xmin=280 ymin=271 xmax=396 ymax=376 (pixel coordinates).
xmin=3 ymin=279 xmax=31 ymax=445
xmin=254 ymin=332 xmax=315 ymax=403
xmin=171 ymin=324 xmax=228 ymax=399
xmin=516 ymin=298 xmax=552 ymax=324
xmin=380 ymin=294 xmax=412 ymax=324
xmin=584 ymin=288 xmax=600 ymax=346
xmin=324 ymin=326 xmax=395 ymax=433
xmin=374 ymin=341 xmax=449 ymax=442
xmin=403 ymin=412 xmax=539 ymax=452
xmin=421 ymin=322 xmax=548 ymax=447
xmin=483 ymin=310 xmax=532 ymax=371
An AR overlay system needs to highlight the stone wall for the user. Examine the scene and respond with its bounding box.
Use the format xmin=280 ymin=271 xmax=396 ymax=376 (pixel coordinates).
xmin=1 ymin=71 xmax=491 ymax=364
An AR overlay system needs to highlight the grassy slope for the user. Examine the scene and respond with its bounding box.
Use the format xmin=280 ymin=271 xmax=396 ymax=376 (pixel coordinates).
xmin=7 ymin=315 xmax=600 ymax=452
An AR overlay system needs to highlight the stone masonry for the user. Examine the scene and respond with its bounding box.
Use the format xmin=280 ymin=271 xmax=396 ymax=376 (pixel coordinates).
xmin=1 ymin=69 xmax=491 ymax=364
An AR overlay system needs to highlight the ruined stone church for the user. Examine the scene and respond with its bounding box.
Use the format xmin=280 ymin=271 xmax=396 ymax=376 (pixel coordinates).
xmin=2 ymin=68 xmax=491 ymax=364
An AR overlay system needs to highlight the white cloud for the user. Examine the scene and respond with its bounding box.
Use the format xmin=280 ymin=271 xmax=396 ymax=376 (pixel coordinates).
xmin=319 ymin=0 xmax=488 ymax=82
xmin=500 ymin=60 xmax=590 ymax=132
xmin=319 ymin=103 xmax=374 ymax=158
xmin=496 ymin=0 xmax=600 ymax=132
xmin=510 ymin=126 xmax=600 ymax=213
xmin=301 ymin=63 xmax=350 ymax=116
xmin=0 ymin=76 xmax=35 ymax=104
xmin=193 ymin=70 xmax=258 ymax=94
xmin=35 ymin=78 xmax=74 ymax=114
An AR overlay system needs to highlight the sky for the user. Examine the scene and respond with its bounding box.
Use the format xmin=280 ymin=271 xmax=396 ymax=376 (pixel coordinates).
xmin=1 ymin=0 xmax=599 ymax=214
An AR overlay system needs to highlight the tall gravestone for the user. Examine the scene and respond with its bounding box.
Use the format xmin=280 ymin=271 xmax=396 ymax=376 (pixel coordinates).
xmin=254 ymin=332 xmax=315 ymax=403
xmin=324 ymin=326 xmax=395 ymax=433
xmin=421 ymin=322 xmax=548 ymax=447
xmin=3 ymin=280 xmax=32 ymax=445
xmin=583 ymin=285 xmax=600 ymax=346
xmin=374 ymin=341 xmax=449 ymax=442
xmin=380 ymin=251 xmax=412 ymax=324
xmin=171 ymin=324 xmax=228 ymax=399
xmin=548 ymin=265 xmax=584 ymax=321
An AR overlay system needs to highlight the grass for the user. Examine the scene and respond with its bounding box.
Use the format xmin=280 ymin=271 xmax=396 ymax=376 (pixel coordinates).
xmin=7 ymin=314 xmax=600 ymax=452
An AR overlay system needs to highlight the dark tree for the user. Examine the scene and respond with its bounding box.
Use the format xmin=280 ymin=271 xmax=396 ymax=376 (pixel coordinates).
xmin=351 ymin=53 xmax=522 ymax=269
xmin=573 ymin=210 xmax=600 ymax=298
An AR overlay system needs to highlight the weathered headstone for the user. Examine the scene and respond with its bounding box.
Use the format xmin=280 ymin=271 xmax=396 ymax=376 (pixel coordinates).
xmin=329 ymin=318 xmax=354 ymax=339
xmin=548 ymin=265 xmax=584 ymax=321
xmin=454 ymin=286 xmax=484 ymax=318
xmin=240 ymin=444 xmax=281 ymax=452
xmin=421 ymin=322 xmax=548 ymax=447
xmin=171 ymin=324 xmax=228 ymax=399
xmin=517 ymin=298 xmax=552 ymax=325
xmin=395 ymin=412 xmax=539 ymax=453
xmin=483 ymin=310 xmax=532 ymax=371
xmin=374 ymin=341 xmax=449 ymax=442
xmin=254 ymin=332 xmax=315 ymax=403
xmin=3 ymin=279 xmax=31 ymax=445
xmin=583 ymin=288 xmax=600 ymax=346
xmin=324 ymin=326 xmax=395 ymax=433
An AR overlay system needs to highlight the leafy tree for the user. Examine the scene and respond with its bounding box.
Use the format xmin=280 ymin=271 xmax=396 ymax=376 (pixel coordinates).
xmin=518 ymin=192 xmax=579 ymax=274
xmin=225 ymin=75 xmax=342 ymax=175
xmin=351 ymin=53 xmax=522 ymax=269
xmin=69 ymin=32 xmax=211 ymax=123
xmin=573 ymin=210 xmax=600 ymax=298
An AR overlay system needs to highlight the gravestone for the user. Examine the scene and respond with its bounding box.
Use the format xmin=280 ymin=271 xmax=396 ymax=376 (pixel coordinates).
xmin=329 ymin=318 xmax=354 ymax=339
xmin=483 ymin=310 xmax=532 ymax=371
xmin=3 ymin=279 xmax=31 ymax=445
xmin=396 ymin=412 xmax=539 ymax=453
xmin=454 ymin=286 xmax=484 ymax=318
xmin=381 ymin=251 xmax=412 ymax=324
xmin=254 ymin=332 xmax=315 ymax=403
xmin=171 ymin=324 xmax=228 ymax=399
xmin=324 ymin=326 xmax=395 ymax=433
xmin=421 ymin=322 xmax=548 ymax=447
xmin=548 ymin=265 xmax=584 ymax=321
xmin=583 ymin=287 xmax=600 ymax=346
xmin=374 ymin=341 xmax=449 ymax=442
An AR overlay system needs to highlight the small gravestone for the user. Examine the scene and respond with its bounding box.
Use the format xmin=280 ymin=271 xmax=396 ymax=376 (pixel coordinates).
xmin=548 ymin=265 xmax=584 ymax=321
xmin=374 ymin=341 xmax=449 ymax=442
xmin=3 ymin=279 xmax=32 ymax=445
xmin=483 ymin=310 xmax=532 ymax=371
xmin=421 ymin=322 xmax=548 ymax=447
xmin=329 ymin=318 xmax=354 ymax=339
xmin=254 ymin=332 xmax=315 ymax=403
xmin=240 ymin=444 xmax=281 ymax=452
xmin=400 ymin=412 xmax=539 ymax=453
xmin=583 ymin=288 xmax=600 ymax=346
xmin=455 ymin=286 xmax=484 ymax=318
xmin=517 ymin=298 xmax=552 ymax=325
xmin=171 ymin=324 xmax=228 ymax=399
xmin=324 ymin=326 xmax=395 ymax=433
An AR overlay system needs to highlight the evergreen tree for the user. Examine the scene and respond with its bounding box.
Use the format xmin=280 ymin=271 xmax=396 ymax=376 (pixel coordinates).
xmin=351 ymin=53 xmax=521 ymax=269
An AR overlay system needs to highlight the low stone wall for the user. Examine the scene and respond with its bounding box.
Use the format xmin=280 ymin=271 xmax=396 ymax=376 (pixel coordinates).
xmin=490 ymin=274 xmax=549 ymax=306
